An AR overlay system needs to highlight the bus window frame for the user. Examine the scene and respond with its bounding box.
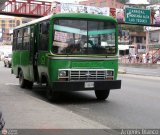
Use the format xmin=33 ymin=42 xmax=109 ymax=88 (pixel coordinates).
xmin=13 ymin=30 xmax=18 ymax=51
xmin=52 ymin=18 xmax=117 ymax=55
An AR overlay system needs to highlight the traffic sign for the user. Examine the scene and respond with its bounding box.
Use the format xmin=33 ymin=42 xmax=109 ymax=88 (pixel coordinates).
xmin=125 ymin=7 xmax=150 ymax=25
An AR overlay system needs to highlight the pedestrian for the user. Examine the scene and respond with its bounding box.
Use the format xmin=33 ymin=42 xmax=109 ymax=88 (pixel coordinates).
xmin=128 ymin=53 xmax=132 ymax=63
xmin=0 ymin=111 xmax=5 ymax=130
xmin=139 ymin=55 xmax=143 ymax=63
xmin=146 ymin=53 xmax=150 ymax=63
xmin=136 ymin=54 xmax=139 ymax=63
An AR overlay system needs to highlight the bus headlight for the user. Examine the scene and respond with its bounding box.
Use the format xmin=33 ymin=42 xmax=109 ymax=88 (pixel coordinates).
xmin=106 ymin=70 xmax=113 ymax=77
xmin=59 ymin=70 xmax=67 ymax=77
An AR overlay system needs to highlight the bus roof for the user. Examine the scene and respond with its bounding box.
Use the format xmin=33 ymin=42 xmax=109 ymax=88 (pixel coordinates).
xmin=14 ymin=13 xmax=117 ymax=30
xmin=14 ymin=14 xmax=53 ymax=30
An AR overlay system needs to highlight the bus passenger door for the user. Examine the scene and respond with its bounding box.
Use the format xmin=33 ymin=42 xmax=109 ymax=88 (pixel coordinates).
xmin=30 ymin=25 xmax=39 ymax=82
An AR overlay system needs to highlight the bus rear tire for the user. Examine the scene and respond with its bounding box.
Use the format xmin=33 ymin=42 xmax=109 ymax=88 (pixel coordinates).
xmin=95 ymin=90 xmax=110 ymax=100
xmin=19 ymin=70 xmax=28 ymax=88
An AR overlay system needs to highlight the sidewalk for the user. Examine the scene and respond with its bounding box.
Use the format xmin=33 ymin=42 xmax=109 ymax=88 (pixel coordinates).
xmin=118 ymin=63 xmax=160 ymax=77
xmin=0 ymin=87 xmax=108 ymax=129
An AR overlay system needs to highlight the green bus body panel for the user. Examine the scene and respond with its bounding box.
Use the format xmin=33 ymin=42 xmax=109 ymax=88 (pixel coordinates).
xmin=37 ymin=51 xmax=48 ymax=78
xmin=12 ymin=50 xmax=32 ymax=80
xmin=48 ymin=58 xmax=118 ymax=82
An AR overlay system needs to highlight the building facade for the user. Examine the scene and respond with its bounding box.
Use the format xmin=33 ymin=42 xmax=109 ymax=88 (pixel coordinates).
xmin=0 ymin=17 xmax=32 ymax=44
xmin=79 ymin=0 xmax=124 ymax=8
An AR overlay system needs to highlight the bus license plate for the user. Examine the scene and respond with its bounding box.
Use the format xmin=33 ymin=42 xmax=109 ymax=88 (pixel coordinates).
xmin=84 ymin=82 xmax=94 ymax=88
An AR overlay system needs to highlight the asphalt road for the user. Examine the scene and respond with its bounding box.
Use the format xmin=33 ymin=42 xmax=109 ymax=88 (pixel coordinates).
xmin=0 ymin=61 xmax=160 ymax=131
xmin=53 ymin=74 xmax=160 ymax=129
xmin=119 ymin=65 xmax=160 ymax=77
xmin=125 ymin=67 xmax=160 ymax=77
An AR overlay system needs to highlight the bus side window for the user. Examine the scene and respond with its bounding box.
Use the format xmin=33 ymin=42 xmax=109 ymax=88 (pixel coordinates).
xmin=17 ymin=29 xmax=23 ymax=50
xmin=23 ymin=27 xmax=30 ymax=50
xmin=39 ymin=21 xmax=49 ymax=51
xmin=13 ymin=30 xmax=17 ymax=50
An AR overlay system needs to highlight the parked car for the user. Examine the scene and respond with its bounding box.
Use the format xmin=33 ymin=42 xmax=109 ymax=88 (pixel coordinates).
xmin=4 ymin=53 xmax=12 ymax=68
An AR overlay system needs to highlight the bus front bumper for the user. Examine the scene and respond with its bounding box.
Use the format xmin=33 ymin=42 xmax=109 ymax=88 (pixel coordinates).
xmin=52 ymin=80 xmax=121 ymax=91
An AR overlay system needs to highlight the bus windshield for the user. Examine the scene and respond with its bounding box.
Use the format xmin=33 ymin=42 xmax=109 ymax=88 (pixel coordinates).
xmin=52 ymin=19 xmax=116 ymax=55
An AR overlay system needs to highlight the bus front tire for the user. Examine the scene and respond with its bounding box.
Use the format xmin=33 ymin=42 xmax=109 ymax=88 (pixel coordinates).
xmin=46 ymin=84 xmax=54 ymax=102
xmin=26 ymin=81 xmax=33 ymax=89
xmin=19 ymin=70 xmax=28 ymax=88
xmin=46 ymin=84 xmax=60 ymax=102
xmin=95 ymin=90 xmax=110 ymax=100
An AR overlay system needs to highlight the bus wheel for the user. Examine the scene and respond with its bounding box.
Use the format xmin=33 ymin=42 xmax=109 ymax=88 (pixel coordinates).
xmin=95 ymin=90 xmax=110 ymax=100
xmin=46 ymin=84 xmax=54 ymax=102
xmin=26 ymin=81 xmax=33 ymax=89
xmin=8 ymin=62 xmax=11 ymax=68
xmin=19 ymin=70 xmax=27 ymax=88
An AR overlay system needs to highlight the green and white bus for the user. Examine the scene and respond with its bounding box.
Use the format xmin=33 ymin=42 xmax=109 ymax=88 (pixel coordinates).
xmin=12 ymin=13 xmax=121 ymax=101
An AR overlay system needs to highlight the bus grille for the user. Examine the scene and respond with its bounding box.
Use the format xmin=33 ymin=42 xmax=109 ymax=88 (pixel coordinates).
xmin=70 ymin=70 xmax=106 ymax=81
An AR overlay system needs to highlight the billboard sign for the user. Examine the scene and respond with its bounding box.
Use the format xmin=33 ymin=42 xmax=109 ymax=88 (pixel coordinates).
xmin=60 ymin=3 xmax=110 ymax=16
xmin=125 ymin=7 xmax=150 ymax=25
xmin=50 ymin=2 xmax=160 ymax=26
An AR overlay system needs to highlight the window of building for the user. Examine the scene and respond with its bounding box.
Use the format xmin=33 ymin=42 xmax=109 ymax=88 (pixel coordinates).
xmin=1 ymin=24 xmax=5 ymax=27
xmin=16 ymin=20 xmax=20 ymax=26
xmin=9 ymin=20 xmax=13 ymax=23
xmin=22 ymin=20 xmax=28 ymax=24
xmin=1 ymin=20 xmax=5 ymax=23
xmin=90 ymin=2 xmax=96 ymax=6
xmin=136 ymin=36 xmax=142 ymax=43
xmin=149 ymin=31 xmax=159 ymax=43
xmin=100 ymin=1 xmax=106 ymax=7
xmin=9 ymin=24 xmax=13 ymax=27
